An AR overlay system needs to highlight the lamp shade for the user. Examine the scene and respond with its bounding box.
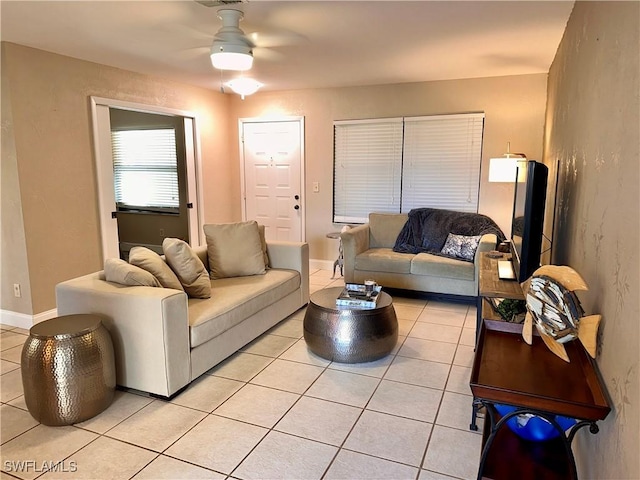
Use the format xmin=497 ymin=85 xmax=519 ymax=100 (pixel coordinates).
xmin=488 ymin=157 xmax=518 ymax=182
xmin=210 ymin=46 xmax=253 ymax=71
xmin=225 ymin=78 xmax=263 ymax=97
xmin=488 ymin=157 xmax=529 ymax=183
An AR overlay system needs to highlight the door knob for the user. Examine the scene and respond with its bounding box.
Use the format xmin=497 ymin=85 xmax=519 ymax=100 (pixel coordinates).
xmin=294 ymin=205 xmax=300 ymax=210
xmin=294 ymin=195 xmax=300 ymax=200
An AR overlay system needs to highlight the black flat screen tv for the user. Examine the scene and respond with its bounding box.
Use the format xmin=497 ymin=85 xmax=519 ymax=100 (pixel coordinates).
xmin=510 ymin=160 xmax=548 ymax=282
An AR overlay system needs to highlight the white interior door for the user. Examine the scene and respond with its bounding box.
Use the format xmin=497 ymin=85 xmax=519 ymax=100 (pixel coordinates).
xmin=241 ymin=118 xmax=304 ymax=242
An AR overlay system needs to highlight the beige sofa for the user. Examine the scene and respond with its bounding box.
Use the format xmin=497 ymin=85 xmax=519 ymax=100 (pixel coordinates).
xmin=56 ymin=241 xmax=309 ymax=398
xmin=341 ymin=213 xmax=496 ymax=297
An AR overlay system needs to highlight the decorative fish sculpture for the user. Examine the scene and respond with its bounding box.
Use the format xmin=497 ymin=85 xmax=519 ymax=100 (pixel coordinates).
xmin=520 ymin=265 xmax=601 ymax=363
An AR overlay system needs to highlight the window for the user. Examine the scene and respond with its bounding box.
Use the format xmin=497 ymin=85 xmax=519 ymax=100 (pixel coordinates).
xmin=333 ymin=113 xmax=484 ymax=223
xmin=401 ymin=114 xmax=484 ymax=213
xmin=111 ymin=128 xmax=180 ymax=212
xmin=333 ymin=118 xmax=403 ymax=223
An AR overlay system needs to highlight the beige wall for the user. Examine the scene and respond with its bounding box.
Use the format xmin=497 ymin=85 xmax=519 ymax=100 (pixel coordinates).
xmin=544 ymin=2 xmax=639 ymax=478
xmin=1 ymin=43 xmax=233 ymax=315
xmin=1 ymin=42 xmax=549 ymax=316
xmin=1 ymin=44 xmax=33 ymax=315
xmin=229 ymin=74 xmax=549 ymax=261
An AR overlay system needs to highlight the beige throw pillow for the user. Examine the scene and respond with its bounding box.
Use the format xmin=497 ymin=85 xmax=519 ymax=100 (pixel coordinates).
xmin=258 ymin=224 xmax=270 ymax=268
xmin=129 ymin=246 xmax=184 ymax=291
xmin=162 ymin=238 xmax=211 ymax=298
xmin=204 ymin=221 xmax=266 ymax=279
xmin=104 ymin=258 xmax=162 ymax=287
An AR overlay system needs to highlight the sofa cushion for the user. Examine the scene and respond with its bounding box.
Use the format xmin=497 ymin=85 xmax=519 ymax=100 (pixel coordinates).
xmin=104 ymin=258 xmax=162 ymax=287
xmin=188 ymin=269 xmax=300 ymax=348
xmin=355 ymin=248 xmax=414 ymax=274
xmin=163 ymin=238 xmax=211 ymax=298
xmin=129 ymin=246 xmax=184 ymax=291
xmin=369 ymin=213 xmax=409 ymax=248
xmin=440 ymin=233 xmax=482 ymax=262
xmin=410 ymin=253 xmax=475 ymax=281
xmin=204 ymin=221 xmax=266 ymax=279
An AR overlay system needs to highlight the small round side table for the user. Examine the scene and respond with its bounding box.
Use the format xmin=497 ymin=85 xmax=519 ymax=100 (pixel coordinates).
xmin=303 ymin=287 xmax=398 ymax=363
xmin=21 ymin=314 xmax=116 ymax=426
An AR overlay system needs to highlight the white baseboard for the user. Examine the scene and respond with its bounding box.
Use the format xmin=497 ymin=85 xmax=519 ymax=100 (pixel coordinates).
xmin=0 ymin=308 xmax=58 ymax=330
xmin=310 ymin=259 xmax=335 ymax=271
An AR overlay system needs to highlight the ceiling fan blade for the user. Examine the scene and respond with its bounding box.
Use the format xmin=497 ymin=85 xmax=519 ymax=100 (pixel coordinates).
xmin=246 ymin=29 xmax=307 ymax=48
xmin=175 ymin=46 xmax=211 ymax=61
xmin=253 ymin=47 xmax=284 ymax=62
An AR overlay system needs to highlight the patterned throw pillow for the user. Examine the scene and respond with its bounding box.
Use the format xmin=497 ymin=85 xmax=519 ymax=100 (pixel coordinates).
xmin=440 ymin=233 xmax=482 ymax=261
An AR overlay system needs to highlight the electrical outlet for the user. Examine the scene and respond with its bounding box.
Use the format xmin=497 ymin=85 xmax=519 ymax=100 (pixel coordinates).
xmin=13 ymin=284 xmax=21 ymax=298
xmin=313 ymin=182 xmax=320 ymax=193
xmin=159 ymin=228 xmax=165 ymax=237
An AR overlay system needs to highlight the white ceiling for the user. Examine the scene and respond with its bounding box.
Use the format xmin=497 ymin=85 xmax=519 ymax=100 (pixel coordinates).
xmin=0 ymin=0 xmax=574 ymax=93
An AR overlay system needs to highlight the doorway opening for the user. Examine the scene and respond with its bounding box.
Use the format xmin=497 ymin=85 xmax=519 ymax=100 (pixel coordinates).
xmin=91 ymin=97 xmax=202 ymax=261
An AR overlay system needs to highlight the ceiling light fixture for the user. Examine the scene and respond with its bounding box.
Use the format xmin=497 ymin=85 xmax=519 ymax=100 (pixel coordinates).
xmin=488 ymin=142 xmax=527 ymax=182
xmin=210 ymin=9 xmax=254 ymax=71
xmin=225 ymin=78 xmax=263 ymax=99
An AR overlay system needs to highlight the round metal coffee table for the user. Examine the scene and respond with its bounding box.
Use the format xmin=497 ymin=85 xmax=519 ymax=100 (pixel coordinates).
xmin=21 ymin=314 xmax=116 ymax=426
xmin=303 ymin=287 xmax=398 ymax=363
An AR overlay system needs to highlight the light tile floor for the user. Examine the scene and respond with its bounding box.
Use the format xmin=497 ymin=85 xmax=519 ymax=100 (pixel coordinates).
xmin=1 ymin=269 xmax=482 ymax=480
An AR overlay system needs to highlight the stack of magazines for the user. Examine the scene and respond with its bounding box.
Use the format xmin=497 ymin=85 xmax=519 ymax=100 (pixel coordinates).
xmin=336 ymin=283 xmax=382 ymax=308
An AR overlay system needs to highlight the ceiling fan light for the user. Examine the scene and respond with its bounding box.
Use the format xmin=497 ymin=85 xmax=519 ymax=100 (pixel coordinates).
xmin=225 ymin=78 xmax=263 ymax=97
xmin=210 ymin=45 xmax=253 ymax=71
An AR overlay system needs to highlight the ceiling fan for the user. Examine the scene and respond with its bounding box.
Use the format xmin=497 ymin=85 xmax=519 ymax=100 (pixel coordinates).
xmin=191 ymin=0 xmax=304 ymax=96
xmin=194 ymin=0 xmax=256 ymax=71
xmin=209 ymin=8 xmax=254 ymax=71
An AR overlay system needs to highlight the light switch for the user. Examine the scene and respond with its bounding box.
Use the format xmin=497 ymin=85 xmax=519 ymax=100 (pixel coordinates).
xmin=313 ymin=182 xmax=320 ymax=193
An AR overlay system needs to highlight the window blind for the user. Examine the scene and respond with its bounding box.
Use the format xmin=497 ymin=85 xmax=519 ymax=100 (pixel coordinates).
xmin=333 ymin=118 xmax=404 ymax=223
xmin=111 ymin=128 xmax=180 ymax=211
xmin=401 ymin=113 xmax=484 ymax=213
xmin=332 ymin=113 xmax=484 ymax=223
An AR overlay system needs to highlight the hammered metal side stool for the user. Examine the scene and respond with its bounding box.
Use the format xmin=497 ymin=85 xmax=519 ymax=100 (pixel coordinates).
xmin=303 ymin=287 xmax=398 ymax=363
xmin=21 ymin=314 xmax=116 ymax=426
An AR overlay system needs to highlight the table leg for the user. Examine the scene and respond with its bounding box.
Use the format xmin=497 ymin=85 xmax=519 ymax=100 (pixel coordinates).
xmin=475 ymin=401 xmax=600 ymax=480
xmin=475 ymin=295 xmax=482 ymax=349
xmin=470 ymin=399 xmax=481 ymax=431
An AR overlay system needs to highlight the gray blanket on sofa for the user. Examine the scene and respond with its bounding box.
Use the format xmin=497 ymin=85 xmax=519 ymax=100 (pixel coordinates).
xmin=393 ymin=208 xmax=505 ymax=255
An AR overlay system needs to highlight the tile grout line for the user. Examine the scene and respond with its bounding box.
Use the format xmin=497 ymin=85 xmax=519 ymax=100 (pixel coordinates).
xmin=1 ymin=278 xmax=481 ymax=480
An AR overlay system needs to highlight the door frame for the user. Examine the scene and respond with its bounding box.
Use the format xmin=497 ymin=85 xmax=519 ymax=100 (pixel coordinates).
xmin=90 ymin=96 xmax=204 ymax=261
xmin=238 ymin=116 xmax=306 ymax=242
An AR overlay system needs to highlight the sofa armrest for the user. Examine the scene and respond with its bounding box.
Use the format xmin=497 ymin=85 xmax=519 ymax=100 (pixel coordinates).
xmin=55 ymin=272 xmax=190 ymax=397
xmin=474 ymin=233 xmax=498 ymax=273
xmin=341 ymin=224 xmax=370 ymax=283
xmin=266 ymin=241 xmax=309 ymax=305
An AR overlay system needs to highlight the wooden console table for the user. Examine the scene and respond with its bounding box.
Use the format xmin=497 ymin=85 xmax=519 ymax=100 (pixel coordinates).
xmin=470 ymin=320 xmax=610 ymax=480
xmin=476 ymin=252 xmax=525 ymax=339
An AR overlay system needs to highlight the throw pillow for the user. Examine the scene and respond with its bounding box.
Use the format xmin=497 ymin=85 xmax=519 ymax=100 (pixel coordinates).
xmin=104 ymin=258 xmax=162 ymax=287
xmin=258 ymin=224 xmax=270 ymax=268
xmin=440 ymin=233 xmax=482 ymax=262
xmin=128 ymin=246 xmax=184 ymax=291
xmin=204 ymin=221 xmax=266 ymax=279
xmin=162 ymin=238 xmax=211 ymax=298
